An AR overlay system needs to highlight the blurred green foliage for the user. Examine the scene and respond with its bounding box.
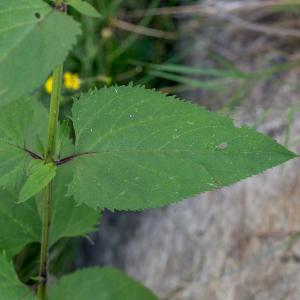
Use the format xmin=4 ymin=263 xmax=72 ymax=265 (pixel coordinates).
xmin=57 ymin=0 xmax=299 ymax=111
xmin=65 ymin=0 xmax=186 ymax=89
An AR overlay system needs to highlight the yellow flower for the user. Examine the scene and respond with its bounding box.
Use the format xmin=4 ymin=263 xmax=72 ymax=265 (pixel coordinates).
xmin=44 ymin=72 xmax=81 ymax=94
xmin=64 ymin=72 xmax=81 ymax=90
xmin=44 ymin=76 xmax=53 ymax=94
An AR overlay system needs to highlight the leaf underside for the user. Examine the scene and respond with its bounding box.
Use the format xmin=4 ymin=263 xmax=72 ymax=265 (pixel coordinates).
xmin=48 ymin=267 xmax=158 ymax=300
xmin=0 ymin=0 xmax=81 ymax=106
xmin=68 ymin=85 xmax=297 ymax=210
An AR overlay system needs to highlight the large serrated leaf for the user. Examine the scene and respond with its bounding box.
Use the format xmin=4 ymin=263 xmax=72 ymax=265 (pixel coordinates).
xmin=67 ymin=85 xmax=297 ymax=210
xmin=0 ymin=0 xmax=81 ymax=105
xmin=0 ymin=253 xmax=36 ymax=300
xmin=48 ymin=267 xmax=158 ymax=300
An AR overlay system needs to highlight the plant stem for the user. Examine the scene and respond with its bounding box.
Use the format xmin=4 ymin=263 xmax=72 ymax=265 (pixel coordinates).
xmin=37 ymin=183 xmax=52 ymax=299
xmin=37 ymin=64 xmax=63 ymax=299
xmin=45 ymin=65 xmax=63 ymax=163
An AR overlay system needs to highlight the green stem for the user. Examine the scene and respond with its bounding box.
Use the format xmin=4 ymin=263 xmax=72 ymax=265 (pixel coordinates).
xmin=45 ymin=65 xmax=63 ymax=163
xmin=37 ymin=183 xmax=52 ymax=299
xmin=37 ymin=64 xmax=63 ymax=299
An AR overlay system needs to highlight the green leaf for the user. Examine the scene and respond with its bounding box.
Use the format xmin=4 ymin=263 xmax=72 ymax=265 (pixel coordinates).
xmin=0 ymin=190 xmax=40 ymax=258
xmin=48 ymin=163 xmax=100 ymax=244
xmin=0 ymin=98 xmax=48 ymax=189
xmin=0 ymin=100 xmax=98 ymax=256
xmin=0 ymin=164 xmax=99 ymax=258
xmin=0 ymin=144 xmax=29 ymax=189
xmin=48 ymin=267 xmax=158 ymax=300
xmin=0 ymin=0 xmax=81 ymax=105
xmin=19 ymin=161 xmax=56 ymax=203
xmin=68 ymin=85 xmax=297 ymax=210
xmin=56 ymin=120 xmax=72 ymax=158
xmin=66 ymin=0 xmax=102 ymax=18
xmin=0 ymin=253 xmax=36 ymax=300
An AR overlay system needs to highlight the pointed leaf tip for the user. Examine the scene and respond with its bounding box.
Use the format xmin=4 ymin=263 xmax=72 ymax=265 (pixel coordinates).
xmin=68 ymin=85 xmax=297 ymax=211
xmin=19 ymin=162 xmax=56 ymax=203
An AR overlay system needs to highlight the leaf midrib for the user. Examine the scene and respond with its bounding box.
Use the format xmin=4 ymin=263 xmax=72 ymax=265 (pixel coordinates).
xmin=75 ymin=112 xmax=215 ymax=151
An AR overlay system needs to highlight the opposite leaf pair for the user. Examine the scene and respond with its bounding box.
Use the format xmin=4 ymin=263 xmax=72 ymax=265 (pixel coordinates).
xmin=1 ymin=85 xmax=296 ymax=213
xmin=0 ymin=98 xmax=98 ymax=257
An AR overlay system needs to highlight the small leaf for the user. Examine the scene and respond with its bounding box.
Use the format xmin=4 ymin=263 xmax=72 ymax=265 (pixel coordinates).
xmin=19 ymin=161 xmax=56 ymax=203
xmin=48 ymin=267 xmax=158 ymax=300
xmin=0 ymin=0 xmax=81 ymax=105
xmin=68 ymin=85 xmax=297 ymax=210
xmin=66 ymin=0 xmax=102 ymax=18
xmin=0 ymin=253 xmax=36 ymax=300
